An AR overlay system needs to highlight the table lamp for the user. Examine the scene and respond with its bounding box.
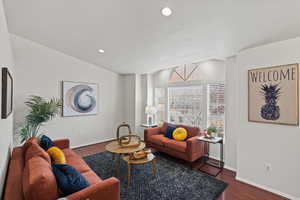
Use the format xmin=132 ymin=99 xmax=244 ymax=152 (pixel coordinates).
xmin=145 ymin=105 xmax=157 ymax=125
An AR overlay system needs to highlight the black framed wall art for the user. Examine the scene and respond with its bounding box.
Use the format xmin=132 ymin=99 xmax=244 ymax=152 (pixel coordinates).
xmin=2 ymin=67 xmax=13 ymax=119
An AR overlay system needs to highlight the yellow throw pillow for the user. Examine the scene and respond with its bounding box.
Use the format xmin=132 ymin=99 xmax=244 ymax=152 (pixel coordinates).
xmin=47 ymin=146 xmax=66 ymax=164
xmin=173 ymin=128 xmax=188 ymax=141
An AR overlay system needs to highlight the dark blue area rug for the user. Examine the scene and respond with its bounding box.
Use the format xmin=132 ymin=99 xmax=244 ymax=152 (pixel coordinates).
xmin=83 ymin=152 xmax=227 ymax=200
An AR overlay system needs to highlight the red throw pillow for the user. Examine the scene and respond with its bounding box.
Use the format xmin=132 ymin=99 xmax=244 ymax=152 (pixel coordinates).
xmin=25 ymin=143 xmax=51 ymax=163
xmin=22 ymin=137 xmax=39 ymax=153
xmin=23 ymin=156 xmax=59 ymax=200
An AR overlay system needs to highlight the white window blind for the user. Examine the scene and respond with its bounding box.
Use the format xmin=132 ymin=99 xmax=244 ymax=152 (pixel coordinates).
xmin=207 ymin=83 xmax=225 ymax=133
xmin=168 ymin=86 xmax=206 ymax=128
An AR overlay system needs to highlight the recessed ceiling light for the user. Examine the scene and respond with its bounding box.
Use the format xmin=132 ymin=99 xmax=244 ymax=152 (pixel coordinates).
xmin=98 ymin=49 xmax=105 ymax=53
xmin=161 ymin=7 xmax=172 ymax=16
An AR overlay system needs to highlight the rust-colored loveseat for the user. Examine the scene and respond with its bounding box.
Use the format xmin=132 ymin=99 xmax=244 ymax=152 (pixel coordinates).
xmin=145 ymin=122 xmax=207 ymax=163
xmin=3 ymin=138 xmax=120 ymax=200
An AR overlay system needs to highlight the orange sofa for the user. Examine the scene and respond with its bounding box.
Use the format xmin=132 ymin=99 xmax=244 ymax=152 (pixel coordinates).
xmin=3 ymin=138 xmax=120 ymax=200
xmin=145 ymin=122 xmax=207 ymax=163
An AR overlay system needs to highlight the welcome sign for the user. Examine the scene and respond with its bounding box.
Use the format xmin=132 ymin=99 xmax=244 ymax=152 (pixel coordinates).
xmin=248 ymin=64 xmax=299 ymax=126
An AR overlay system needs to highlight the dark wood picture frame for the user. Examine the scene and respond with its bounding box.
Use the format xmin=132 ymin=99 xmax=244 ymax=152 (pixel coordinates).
xmin=2 ymin=67 xmax=13 ymax=119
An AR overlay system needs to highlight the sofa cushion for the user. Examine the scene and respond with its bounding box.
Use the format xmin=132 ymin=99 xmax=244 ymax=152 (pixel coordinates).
xmin=148 ymin=134 xmax=169 ymax=146
xmin=82 ymin=170 xmax=102 ymax=185
xmin=23 ymin=137 xmax=39 ymax=153
xmin=161 ymin=122 xmax=169 ymax=134
xmin=23 ymin=156 xmax=59 ymax=200
xmin=63 ymin=148 xmax=91 ymax=173
xmin=47 ymin=146 xmax=66 ymax=164
xmin=164 ymin=140 xmax=187 ymax=153
xmin=52 ymin=164 xmax=90 ymax=196
xmin=179 ymin=125 xmax=200 ymax=138
xmin=40 ymin=135 xmax=55 ymax=151
xmin=165 ymin=125 xmax=177 ymax=139
xmin=25 ymin=143 xmax=51 ymax=163
xmin=173 ymin=127 xmax=188 ymax=141
xmin=4 ymin=147 xmax=25 ymax=200
xmin=160 ymin=122 xmax=200 ymax=138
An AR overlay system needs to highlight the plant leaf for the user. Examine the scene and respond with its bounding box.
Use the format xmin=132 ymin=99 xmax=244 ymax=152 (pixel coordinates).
xmin=18 ymin=95 xmax=62 ymax=143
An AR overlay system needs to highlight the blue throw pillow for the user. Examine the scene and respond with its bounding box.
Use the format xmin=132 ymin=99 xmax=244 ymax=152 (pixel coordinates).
xmin=40 ymin=135 xmax=55 ymax=151
xmin=165 ymin=125 xmax=177 ymax=139
xmin=52 ymin=164 xmax=90 ymax=196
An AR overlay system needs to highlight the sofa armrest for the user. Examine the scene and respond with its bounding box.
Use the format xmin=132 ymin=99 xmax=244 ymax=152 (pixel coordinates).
xmin=144 ymin=127 xmax=161 ymax=142
xmin=186 ymin=136 xmax=204 ymax=157
xmin=53 ymin=139 xmax=70 ymax=149
xmin=66 ymin=177 xmax=120 ymax=200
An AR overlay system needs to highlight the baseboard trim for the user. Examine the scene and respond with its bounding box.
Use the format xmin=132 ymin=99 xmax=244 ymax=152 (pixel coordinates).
xmin=208 ymin=155 xmax=237 ymax=172
xmin=71 ymin=138 xmax=115 ymax=149
xmin=224 ymin=165 xmax=237 ymax=172
xmin=236 ymin=176 xmax=300 ymax=200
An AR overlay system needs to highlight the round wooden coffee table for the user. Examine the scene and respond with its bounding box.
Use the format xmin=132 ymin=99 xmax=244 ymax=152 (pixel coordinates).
xmin=122 ymin=153 xmax=157 ymax=184
xmin=105 ymin=140 xmax=146 ymax=167
xmin=105 ymin=140 xmax=146 ymax=154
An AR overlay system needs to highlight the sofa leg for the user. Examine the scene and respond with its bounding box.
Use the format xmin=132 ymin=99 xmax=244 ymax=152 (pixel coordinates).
xmin=189 ymin=162 xmax=193 ymax=170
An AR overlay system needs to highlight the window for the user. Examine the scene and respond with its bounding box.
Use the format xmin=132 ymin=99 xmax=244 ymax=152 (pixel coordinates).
xmin=207 ymin=83 xmax=225 ymax=134
xmin=154 ymin=88 xmax=166 ymax=125
xmin=167 ymin=84 xmax=225 ymax=133
xmin=169 ymin=64 xmax=201 ymax=83
xmin=154 ymin=61 xmax=225 ymax=134
xmin=168 ymin=86 xmax=206 ymax=128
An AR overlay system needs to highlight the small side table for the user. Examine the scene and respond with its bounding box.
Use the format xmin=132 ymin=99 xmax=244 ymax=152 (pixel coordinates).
xmin=141 ymin=124 xmax=158 ymax=128
xmin=198 ymin=136 xmax=224 ymax=177
xmin=122 ymin=153 xmax=157 ymax=185
xmin=140 ymin=124 xmax=158 ymax=140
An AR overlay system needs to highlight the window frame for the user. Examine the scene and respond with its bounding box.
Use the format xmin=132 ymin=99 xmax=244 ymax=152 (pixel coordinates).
xmin=168 ymin=84 xmax=207 ymax=128
xmin=154 ymin=80 xmax=225 ymax=134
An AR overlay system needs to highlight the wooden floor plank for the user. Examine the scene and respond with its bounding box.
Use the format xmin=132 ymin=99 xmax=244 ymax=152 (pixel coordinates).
xmin=73 ymin=141 xmax=288 ymax=200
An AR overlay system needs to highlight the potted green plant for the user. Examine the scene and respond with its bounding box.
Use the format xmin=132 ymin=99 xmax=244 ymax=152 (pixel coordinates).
xmin=207 ymin=127 xmax=218 ymax=137
xmin=18 ymin=95 xmax=61 ymax=143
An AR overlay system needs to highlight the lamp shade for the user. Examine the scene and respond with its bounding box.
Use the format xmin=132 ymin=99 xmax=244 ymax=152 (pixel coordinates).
xmin=145 ymin=105 xmax=157 ymax=115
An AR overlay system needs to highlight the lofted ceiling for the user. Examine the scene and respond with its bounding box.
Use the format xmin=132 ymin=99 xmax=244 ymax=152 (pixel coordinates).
xmin=4 ymin=0 xmax=300 ymax=74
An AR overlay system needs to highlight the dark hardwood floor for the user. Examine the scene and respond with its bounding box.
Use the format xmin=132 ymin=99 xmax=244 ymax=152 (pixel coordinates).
xmin=73 ymin=141 xmax=288 ymax=200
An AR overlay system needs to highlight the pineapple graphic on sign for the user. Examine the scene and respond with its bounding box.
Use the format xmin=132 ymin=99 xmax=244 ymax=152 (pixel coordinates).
xmin=260 ymin=84 xmax=281 ymax=121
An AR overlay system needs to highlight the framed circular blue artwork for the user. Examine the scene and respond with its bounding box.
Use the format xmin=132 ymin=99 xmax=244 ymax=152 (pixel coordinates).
xmin=62 ymin=81 xmax=98 ymax=117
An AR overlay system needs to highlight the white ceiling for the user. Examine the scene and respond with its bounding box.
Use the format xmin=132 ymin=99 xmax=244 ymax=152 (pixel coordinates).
xmin=4 ymin=0 xmax=300 ymax=74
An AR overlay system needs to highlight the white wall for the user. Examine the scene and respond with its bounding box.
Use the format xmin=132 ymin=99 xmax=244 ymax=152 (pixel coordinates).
xmin=153 ymin=60 xmax=226 ymax=88
xmin=11 ymin=35 xmax=124 ymax=148
xmin=146 ymin=73 xmax=154 ymax=106
xmin=135 ymin=74 xmax=142 ymax=133
xmin=224 ymin=56 xmax=238 ymax=171
xmin=0 ymin=1 xmax=15 ymax=197
xmin=121 ymin=74 xmax=147 ymax=138
xmin=233 ymin=37 xmax=300 ymax=199
xmin=140 ymin=73 xmax=154 ymax=126
xmin=122 ymin=74 xmax=136 ymax=132
xmin=141 ymin=74 xmax=148 ymax=125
